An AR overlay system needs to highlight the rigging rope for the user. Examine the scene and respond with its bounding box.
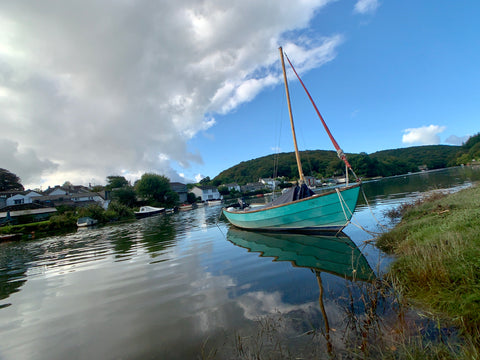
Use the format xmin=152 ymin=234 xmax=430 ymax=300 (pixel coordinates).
xmin=284 ymin=52 xmax=358 ymax=181
xmin=335 ymin=187 xmax=385 ymax=237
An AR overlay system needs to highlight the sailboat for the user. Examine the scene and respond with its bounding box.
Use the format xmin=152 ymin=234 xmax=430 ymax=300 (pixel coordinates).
xmin=222 ymin=47 xmax=361 ymax=232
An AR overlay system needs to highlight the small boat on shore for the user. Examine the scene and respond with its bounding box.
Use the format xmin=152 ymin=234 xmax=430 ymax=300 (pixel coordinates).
xmin=77 ymin=217 xmax=98 ymax=227
xmin=179 ymin=204 xmax=194 ymax=211
xmin=0 ymin=233 xmax=22 ymax=243
xmin=134 ymin=206 xmax=165 ymax=219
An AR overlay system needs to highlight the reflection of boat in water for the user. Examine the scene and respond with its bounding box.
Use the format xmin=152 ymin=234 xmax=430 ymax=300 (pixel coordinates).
xmin=227 ymin=228 xmax=374 ymax=281
xmin=227 ymin=228 xmax=375 ymax=353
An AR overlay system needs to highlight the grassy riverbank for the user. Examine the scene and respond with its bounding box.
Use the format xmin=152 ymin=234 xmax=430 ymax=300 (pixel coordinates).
xmin=377 ymin=184 xmax=480 ymax=339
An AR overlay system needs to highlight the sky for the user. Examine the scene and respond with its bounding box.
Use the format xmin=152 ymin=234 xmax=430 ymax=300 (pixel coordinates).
xmin=1 ymin=0 xmax=479 ymax=190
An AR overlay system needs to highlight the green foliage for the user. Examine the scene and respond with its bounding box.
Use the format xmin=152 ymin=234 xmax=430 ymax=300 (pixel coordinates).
xmin=217 ymin=185 xmax=230 ymax=196
xmin=213 ymin=145 xmax=462 ymax=185
xmin=199 ymin=176 xmax=211 ymax=184
xmin=135 ymin=173 xmax=171 ymax=203
xmin=91 ymin=185 xmax=104 ymax=192
xmin=164 ymin=190 xmax=179 ymax=207
xmin=112 ymin=186 xmax=137 ymax=207
xmin=77 ymin=204 xmax=107 ymax=223
xmin=456 ymin=133 xmax=480 ymax=164
xmin=186 ymin=192 xmax=196 ymax=204
xmin=378 ymin=185 xmax=480 ymax=334
xmin=0 ymin=168 xmax=24 ymax=191
xmin=105 ymin=175 xmax=129 ymax=190
xmin=370 ymin=145 xmax=459 ymax=175
xmin=49 ymin=213 xmax=77 ymax=229
xmin=104 ymin=201 xmax=135 ymax=221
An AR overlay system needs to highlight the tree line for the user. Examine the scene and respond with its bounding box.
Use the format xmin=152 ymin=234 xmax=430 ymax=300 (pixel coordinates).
xmin=0 ymin=170 xmax=192 ymax=210
xmin=212 ymin=139 xmax=480 ymax=185
xmin=2 ymin=133 xmax=479 ymax=202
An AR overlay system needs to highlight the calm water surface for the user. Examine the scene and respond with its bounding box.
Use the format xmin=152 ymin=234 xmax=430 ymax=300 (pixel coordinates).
xmin=1 ymin=167 xmax=479 ymax=359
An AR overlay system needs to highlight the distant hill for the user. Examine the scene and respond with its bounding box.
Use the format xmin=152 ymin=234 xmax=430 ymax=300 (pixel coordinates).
xmin=213 ymin=145 xmax=462 ymax=185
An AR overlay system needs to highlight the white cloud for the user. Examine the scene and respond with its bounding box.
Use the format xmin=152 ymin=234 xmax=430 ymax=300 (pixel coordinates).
xmin=0 ymin=0 xmax=342 ymax=189
xmin=354 ymin=0 xmax=380 ymax=14
xmin=402 ymin=125 xmax=446 ymax=145
xmin=445 ymin=134 xmax=470 ymax=146
xmin=0 ymin=139 xmax=58 ymax=186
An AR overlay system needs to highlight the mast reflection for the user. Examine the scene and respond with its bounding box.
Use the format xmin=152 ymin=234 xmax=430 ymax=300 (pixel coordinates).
xmin=227 ymin=228 xmax=375 ymax=353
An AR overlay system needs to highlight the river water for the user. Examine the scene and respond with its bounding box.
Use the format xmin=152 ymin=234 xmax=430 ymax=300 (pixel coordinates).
xmin=1 ymin=166 xmax=479 ymax=359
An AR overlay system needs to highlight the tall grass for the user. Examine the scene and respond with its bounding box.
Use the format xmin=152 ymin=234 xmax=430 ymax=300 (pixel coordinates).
xmin=378 ymin=184 xmax=480 ymax=338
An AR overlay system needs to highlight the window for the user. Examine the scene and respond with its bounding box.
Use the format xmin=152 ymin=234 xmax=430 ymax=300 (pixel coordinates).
xmin=14 ymin=199 xmax=24 ymax=205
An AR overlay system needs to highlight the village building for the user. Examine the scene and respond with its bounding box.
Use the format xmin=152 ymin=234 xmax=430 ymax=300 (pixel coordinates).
xmin=190 ymin=185 xmax=221 ymax=202
xmin=170 ymin=182 xmax=188 ymax=203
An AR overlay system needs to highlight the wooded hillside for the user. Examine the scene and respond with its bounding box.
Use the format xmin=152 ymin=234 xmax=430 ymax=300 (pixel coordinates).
xmin=213 ymin=144 xmax=463 ymax=185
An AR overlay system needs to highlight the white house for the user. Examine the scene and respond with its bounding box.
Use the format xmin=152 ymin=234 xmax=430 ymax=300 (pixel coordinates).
xmin=190 ymin=186 xmax=221 ymax=202
xmin=224 ymin=183 xmax=241 ymax=192
xmin=71 ymin=192 xmax=111 ymax=210
xmin=6 ymin=191 xmax=42 ymax=207
xmin=259 ymin=178 xmax=279 ymax=190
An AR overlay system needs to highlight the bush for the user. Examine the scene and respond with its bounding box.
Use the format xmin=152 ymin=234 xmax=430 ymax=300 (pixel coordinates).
xmin=77 ymin=204 xmax=107 ymax=223
xmin=49 ymin=213 xmax=77 ymax=230
xmin=105 ymin=201 xmax=135 ymax=221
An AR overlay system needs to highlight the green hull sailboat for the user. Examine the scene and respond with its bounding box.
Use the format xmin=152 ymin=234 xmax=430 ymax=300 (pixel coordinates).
xmin=223 ymin=47 xmax=361 ymax=232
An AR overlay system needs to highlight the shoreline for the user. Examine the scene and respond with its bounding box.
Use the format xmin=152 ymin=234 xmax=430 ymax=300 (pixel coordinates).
xmin=377 ymin=183 xmax=480 ymax=341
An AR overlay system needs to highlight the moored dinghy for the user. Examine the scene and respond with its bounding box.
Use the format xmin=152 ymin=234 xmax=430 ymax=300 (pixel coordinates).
xmin=135 ymin=206 xmax=165 ymax=219
xmin=222 ymin=47 xmax=361 ymax=232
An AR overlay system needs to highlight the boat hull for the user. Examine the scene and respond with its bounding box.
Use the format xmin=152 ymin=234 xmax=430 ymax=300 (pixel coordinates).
xmin=223 ymin=184 xmax=360 ymax=231
xmin=134 ymin=206 xmax=165 ymax=219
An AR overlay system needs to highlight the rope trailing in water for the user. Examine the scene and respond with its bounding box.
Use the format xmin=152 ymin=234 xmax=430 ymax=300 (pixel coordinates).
xmin=335 ymin=187 xmax=384 ymax=237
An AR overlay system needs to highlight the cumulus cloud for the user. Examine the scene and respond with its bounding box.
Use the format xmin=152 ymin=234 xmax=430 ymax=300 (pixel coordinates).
xmin=445 ymin=134 xmax=470 ymax=146
xmin=402 ymin=125 xmax=446 ymax=145
xmin=0 ymin=0 xmax=342 ymax=188
xmin=0 ymin=139 xmax=58 ymax=186
xmin=354 ymin=0 xmax=380 ymax=14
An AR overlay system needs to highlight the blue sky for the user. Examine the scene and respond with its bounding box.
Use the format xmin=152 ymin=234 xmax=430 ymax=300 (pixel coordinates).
xmin=1 ymin=1 xmax=478 ymax=189
xmin=188 ymin=1 xmax=479 ymax=181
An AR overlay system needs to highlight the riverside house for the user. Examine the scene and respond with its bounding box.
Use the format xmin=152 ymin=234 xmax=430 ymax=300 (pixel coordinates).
xmin=190 ymin=185 xmax=221 ymax=202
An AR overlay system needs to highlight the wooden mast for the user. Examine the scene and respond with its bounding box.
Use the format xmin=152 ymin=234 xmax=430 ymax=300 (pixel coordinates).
xmin=279 ymin=47 xmax=305 ymax=184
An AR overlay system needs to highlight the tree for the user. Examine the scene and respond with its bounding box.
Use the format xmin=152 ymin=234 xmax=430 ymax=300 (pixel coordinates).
xmin=0 ymin=168 xmax=24 ymax=191
xmin=164 ymin=190 xmax=179 ymax=207
xmin=106 ymin=176 xmax=129 ymax=190
xmin=199 ymin=176 xmax=211 ymax=185
xmin=135 ymin=173 xmax=171 ymax=204
xmin=217 ymin=185 xmax=230 ymax=196
xmin=112 ymin=187 xmax=137 ymax=207
xmin=186 ymin=192 xmax=197 ymax=204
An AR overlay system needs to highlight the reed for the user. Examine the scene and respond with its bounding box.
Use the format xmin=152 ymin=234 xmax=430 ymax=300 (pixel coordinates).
xmin=378 ymin=184 xmax=480 ymax=337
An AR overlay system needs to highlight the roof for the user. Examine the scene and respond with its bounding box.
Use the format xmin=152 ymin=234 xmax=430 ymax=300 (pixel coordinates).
xmin=193 ymin=185 xmax=219 ymax=190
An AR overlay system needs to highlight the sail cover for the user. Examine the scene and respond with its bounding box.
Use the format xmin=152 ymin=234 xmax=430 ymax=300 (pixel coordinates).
xmin=266 ymin=184 xmax=315 ymax=208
